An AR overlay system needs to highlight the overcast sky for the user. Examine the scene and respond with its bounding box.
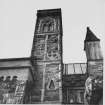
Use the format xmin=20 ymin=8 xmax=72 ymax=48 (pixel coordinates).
xmin=0 ymin=0 xmax=105 ymax=63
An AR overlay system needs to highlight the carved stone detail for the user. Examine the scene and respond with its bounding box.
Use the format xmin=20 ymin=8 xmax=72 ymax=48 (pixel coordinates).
xmin=46 ymin=35 xmax=59 ymax=60
xmin=36 ymin=17 xmax=60 ymax=33
xmin=0 ymin=80 xmax=27 ymax=104
xmin=32 ymin=35 xmax=46 ymax=60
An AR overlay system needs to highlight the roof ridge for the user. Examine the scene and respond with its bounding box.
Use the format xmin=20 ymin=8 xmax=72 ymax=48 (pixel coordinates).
xmin=84 ymin=27 xmax=100 ymax=42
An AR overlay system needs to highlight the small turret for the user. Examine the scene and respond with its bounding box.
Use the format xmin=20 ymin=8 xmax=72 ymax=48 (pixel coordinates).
xmin=84 ymin=27 xmax=103 ymax=105
xmin=84 ymin=27 xmax=103 ymax=61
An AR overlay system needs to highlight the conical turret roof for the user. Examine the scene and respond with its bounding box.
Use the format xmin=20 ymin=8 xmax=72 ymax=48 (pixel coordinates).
xmin=84 ymin=27 xmax=100 ymax=42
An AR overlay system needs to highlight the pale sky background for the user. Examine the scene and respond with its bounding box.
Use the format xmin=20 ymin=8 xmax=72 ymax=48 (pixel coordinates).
xmin=0 ymin=0 xmax=105 ymax=63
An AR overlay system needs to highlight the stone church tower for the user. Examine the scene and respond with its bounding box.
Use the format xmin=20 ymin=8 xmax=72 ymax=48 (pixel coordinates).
xmin=84 ymin=27 xmax=103 ymax=78
xmin=31 ymin=9 xmax=63 ymax=104
xmin=84 ymin=27 xmax=103 ymax=105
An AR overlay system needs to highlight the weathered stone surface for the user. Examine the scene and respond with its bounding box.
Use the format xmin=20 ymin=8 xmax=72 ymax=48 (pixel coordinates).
xmin=87 ymin=60 xmax=103 ymax=77
xmin=31 ymin=8 xmax=63 ymax=103
xmin=84 ymin=27 xmax=103 ymax=105
xmin=0 ymin=80 xmax=32 ymax=104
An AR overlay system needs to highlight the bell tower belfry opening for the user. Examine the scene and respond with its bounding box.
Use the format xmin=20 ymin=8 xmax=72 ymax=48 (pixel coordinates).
xmin=31 ymin=8 xmax=63 ymax=104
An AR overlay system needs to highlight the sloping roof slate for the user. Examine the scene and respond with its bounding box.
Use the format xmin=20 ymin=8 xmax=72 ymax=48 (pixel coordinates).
xmin=84 ymin=27 xmax=100 ymax=42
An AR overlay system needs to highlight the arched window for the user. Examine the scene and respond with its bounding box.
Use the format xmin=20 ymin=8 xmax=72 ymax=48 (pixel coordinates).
xmin=42 ymin=23 xmax=48 ymax=32
xmin=48 ymin=21 xmax=54 ymax=31
xmin=0 ymin=76 xmax=4 ymax=82
xmin=69 ymin=93 xmax=75 ymax=103
xmin=5 ymin=76 xmax=11 ymax=82
xmin=49 ymin=80 xmax=55 ymax=89
xmin=12 ymin=76 xmax=18 ymax=82
xmin=47 ymin=79 xmax=56 ymax=90
xmin=41 ymin=17 xmax=55 ymax=32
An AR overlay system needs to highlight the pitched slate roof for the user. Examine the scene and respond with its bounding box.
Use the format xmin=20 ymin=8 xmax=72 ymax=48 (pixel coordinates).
xmin=63 ymin=63 xmax=87 ymax=75
xmin=63 ymin=63 xmax=87 ymax=87
xmin=84 ymin=27 xmax=100 ymax=42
